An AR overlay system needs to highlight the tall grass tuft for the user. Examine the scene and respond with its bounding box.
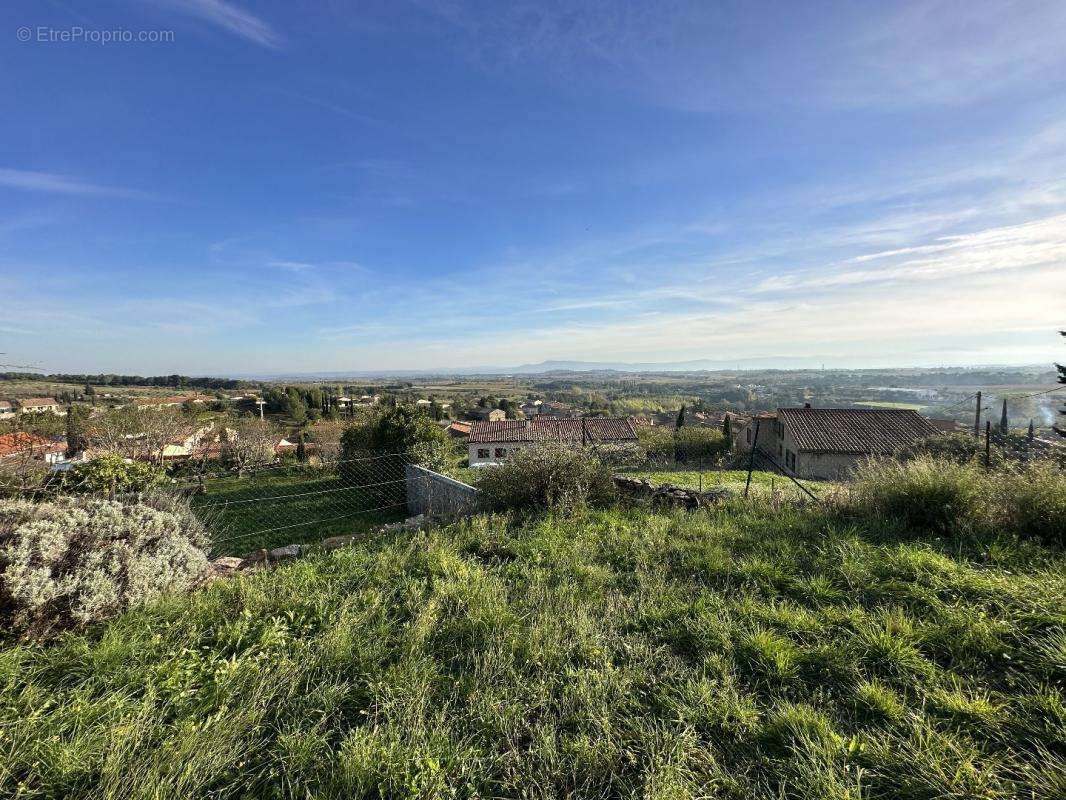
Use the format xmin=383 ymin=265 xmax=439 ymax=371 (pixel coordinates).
xmin=475 ymin=443 xmax=616 ymax=513
xmin=849 ymin=456 xmax=986 ymax=534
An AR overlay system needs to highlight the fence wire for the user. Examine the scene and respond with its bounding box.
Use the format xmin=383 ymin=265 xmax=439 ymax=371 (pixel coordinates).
xmin=187 ymin=452 xmax=412 ymax=556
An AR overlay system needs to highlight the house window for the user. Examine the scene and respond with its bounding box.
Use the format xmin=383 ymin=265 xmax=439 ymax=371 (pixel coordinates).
xmin=494 ymin=447 xmax=506 ymax=458
xmin=774 ymin=421 xmax=784 ymax=438
xmin=786 ymin=450 xmax=796 ymax=471
xmin=477 ymin=448 xmax=489 ymax=459
xmin=778 ymin=443 xmax=783 ymax=457
xmin=746 ymin=428 xmax=752 ymax=444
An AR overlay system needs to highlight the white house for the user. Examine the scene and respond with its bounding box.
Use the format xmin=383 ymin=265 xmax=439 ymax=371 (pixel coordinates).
xmin=0 ymin=401 xmax=14 ymax=420
xmin=468 ymin=417 xmax=639 ymax=466
xmin=18 ymin=397 xmax=64 ymax=415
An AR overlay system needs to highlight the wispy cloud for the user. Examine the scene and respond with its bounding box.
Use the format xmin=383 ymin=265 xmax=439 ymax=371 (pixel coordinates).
xmin=155 ymin=0 xmax=282 ymax=48
xmin=0 ymin=168 xmax=152 ymax=199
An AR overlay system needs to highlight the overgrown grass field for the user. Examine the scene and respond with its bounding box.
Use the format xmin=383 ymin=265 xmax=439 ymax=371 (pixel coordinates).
xmin=1 ymin=501 xmax=1063 ymax=798
xmin=190 ymin=467 xmax=406 ymax=556
xmin=626 ymin=467 xmax=827 ymax=500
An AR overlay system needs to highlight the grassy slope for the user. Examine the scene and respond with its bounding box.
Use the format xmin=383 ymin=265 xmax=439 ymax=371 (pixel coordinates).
xmin=626 ymin=468 xmax=827 ymax=500
xmin=191 ymin=469 xmax=406 ymax=556
xmin=1 ymin=503 xmax=1064 ymax=799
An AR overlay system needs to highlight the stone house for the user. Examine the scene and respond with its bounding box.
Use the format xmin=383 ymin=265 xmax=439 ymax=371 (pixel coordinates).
xmin=469 ymin=407 xmax=506 ymax=422
xmin=468 ymin=417 xmax=638 ymax=466
xmin=771 ymin=406 xmax=938 ymax=479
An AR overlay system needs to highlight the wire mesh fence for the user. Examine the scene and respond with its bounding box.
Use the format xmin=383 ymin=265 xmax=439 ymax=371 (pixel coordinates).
xmin=186 ymin=452 xmax=412 ymax=556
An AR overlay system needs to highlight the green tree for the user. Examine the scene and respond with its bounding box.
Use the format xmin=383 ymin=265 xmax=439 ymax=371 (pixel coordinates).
xmin=64 ymin=404 xmax=90 ymax=458
xmin=675 ymin=405 xmax=686 ymax=431
xmin=67 ymin=454 xmax=166 ymax=498
xmin=342 ymin=405 xmax=447 ymax=455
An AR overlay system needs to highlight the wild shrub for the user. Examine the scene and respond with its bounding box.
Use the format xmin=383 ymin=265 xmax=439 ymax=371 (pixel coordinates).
xmin=994 ymin=461 xmax=1066 ymax=544
xmin=339 ymin=405 xmax=451 ymax=486
xmin=475 ymin=444 xmax=615 ymax=512
xmin=673 ymin=426 xmax=729 ymax=463
xmin=63 ymin=453 xmax=167 ymax=497
xmin=849 ymin=456 xmax=988 ymax=534
xmin=0 ymin=493 xmax=210 ymax=634
xmin=895 ymin=432 xmax=992 ymax=465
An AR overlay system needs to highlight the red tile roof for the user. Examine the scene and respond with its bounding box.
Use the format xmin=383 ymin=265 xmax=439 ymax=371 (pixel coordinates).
xmin=0 ymin=432 xmax=63 ymax=457
xmin=778 ymin=407 xmax=938 ymax=454
xmin=469 ymin=417 xmax=638 ymax=445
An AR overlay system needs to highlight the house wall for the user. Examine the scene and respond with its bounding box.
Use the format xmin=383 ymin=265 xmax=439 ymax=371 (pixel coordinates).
xmin=733 ymin=417 xmax=777 ymax=453
xmin=777 ymin=424 xmax=866 ymax=479
xmin=794 ymin=451 xmax=866 ymax=480
xmin=469 ymin=441 xmax=524 ymax=465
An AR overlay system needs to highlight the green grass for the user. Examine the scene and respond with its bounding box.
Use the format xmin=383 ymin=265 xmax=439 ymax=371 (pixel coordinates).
xmin=2 ymin=501 xmax=1063 ymax=798
xmin=190 ymin=467 xmax=406 ymax=556
xmin=626 ymin=467 xmax=826 ymax=500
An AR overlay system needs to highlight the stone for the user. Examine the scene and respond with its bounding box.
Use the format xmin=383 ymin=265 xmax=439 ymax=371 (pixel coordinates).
xmin=241 ymin=548 xmax=269 ymax=564
xmin=211 ymin=556 xmax=244 ymax=573
xmin=269 ymin=544 xmax=302 ymax=561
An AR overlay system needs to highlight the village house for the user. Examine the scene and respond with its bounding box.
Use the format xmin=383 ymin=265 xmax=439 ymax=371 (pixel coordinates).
xmin=733 ymin=406 xmax=940 ymax=479
xmin=415 ymin=398 xmax=451 ymax=412
xmin=17 ymin=397 xmax=64 ymax=415
xmin=469 ymin=406 xmax=507 ymax=422
xmin=468 ymin=417 xmax=639 ymax=466
xmin=0 ymin=432 xmax=66 ymax=467
xmin=519 ymin=400 xmax=543 ymax=418
xmin=0 ymin=401 xmax=15 ymax=420
xmin=446 ymin=421 xmax=471 ymax=439
xmin=539 ymin=401 xmax=578 ymax=418
xmin=135 ymin=393 xmax=211 ymax=410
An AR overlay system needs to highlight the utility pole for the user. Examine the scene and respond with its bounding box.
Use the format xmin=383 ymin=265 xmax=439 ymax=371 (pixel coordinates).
xmin=973 ymin=391 xmax=982 ymax=438
xmin=744 ymin=418 xmax=761 ymax=498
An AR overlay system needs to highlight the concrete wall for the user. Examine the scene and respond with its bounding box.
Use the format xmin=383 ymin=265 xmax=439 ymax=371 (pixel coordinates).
xmin=405 ymin=463 xmax=480 ymax=516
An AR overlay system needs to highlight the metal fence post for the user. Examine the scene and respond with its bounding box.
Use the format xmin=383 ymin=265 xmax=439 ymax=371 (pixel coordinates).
xmin=984 ymin=420 xmax=991 ymax=470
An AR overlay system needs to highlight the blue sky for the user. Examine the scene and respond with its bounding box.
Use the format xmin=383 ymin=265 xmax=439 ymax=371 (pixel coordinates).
xmin=2 ymin=0 xmax=1065 ymax=375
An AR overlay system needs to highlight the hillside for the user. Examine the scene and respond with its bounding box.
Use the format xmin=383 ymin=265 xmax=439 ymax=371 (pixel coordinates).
xmin=1 ymin=500 xmax=1063 ymax=799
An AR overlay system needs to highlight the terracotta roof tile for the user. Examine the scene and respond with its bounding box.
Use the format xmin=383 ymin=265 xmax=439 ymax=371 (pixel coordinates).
xmin=469 ymin=417 xmax=638 ymax=445
xmin=0 ymin=432 xmax=63 ymax=457
xmin=778 ymin=407 xmax=938 ymax=454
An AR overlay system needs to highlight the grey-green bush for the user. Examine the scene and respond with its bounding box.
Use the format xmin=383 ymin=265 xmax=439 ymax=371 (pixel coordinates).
xmin=0 ymin=493 xmax=210 ymax=634
xmin=475 ymin=443 xmax=615 ymax=512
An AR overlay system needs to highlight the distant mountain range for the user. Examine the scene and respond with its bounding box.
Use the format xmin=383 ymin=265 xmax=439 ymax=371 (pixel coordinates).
xmin=239 ymin=356 xmax=1050 ymax=381
xmin=239 ymin=357 xmax=819 ymax=380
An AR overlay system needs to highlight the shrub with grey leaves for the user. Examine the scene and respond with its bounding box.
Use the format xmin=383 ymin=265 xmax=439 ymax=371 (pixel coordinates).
xmin=0 ymin=493 xmax=210 ymax=634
